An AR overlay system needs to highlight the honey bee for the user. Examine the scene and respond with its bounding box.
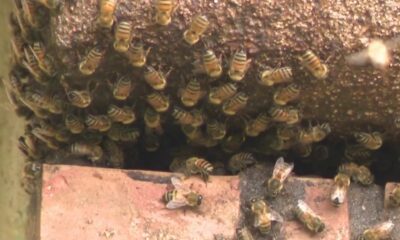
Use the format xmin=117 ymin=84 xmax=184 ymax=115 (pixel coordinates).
xmin=85 ymin=114 xmax=112 ymax=132
xmin=48 ymin=94 xmax=64 ymax=114
xmin=273 ymin=83 xmax=300 ymax=106
xmin=31 ymin=128 xmax=60 ymax=150
xmin=63 ymin=86 xmax=92 ymax=108
xmin=299 ymin=50 xmax=329 ymax=80
xmin=185 ymin=157 xmax=213 ymax=182
xmin=228 ymin=152 xmax=256 ymax=174
xmin=269 ymin=106 xmax=301 ymax=125
xmin=388 ymin=184 xmax=400 ymax=208
xmin=144 ymin=66 xmax=171 ymax=90
xmin=228 ymin=49 xmax=251 ymax=81
xmin=154 ymin=0 xmax=177 ymax=26
xmin=144 ymin=107 xmax=163 ymax=133
xmin=181 ymin=124 xmax=202 ymax=141
xmin=98 ymin=0 xmax=117 ymax=28
xmin=179 ymin=78 xmax=205 ymax=107
xmin=23 ymin=47 xmax=45 ymax=84
xmin=172 ymin=107 xmax=204 ymax=127
xmin=206 ymin=119 xmax=226 ymax=140
xmin=163 ymin=176 xmax=203 ymax=209
xmin=110 ymin=75 xmax=134 ymax=100
xmin=125 ymin=43 xmax=151 ymax=67
xmin=36 ymin=0 xmax=61 ymax=10
xmin=29 ymin=42 xmax=55 ymax=77
xmin=358 ymin=220 xmax=394 ymax=240
xmin=236 ymin=227 xmax=254 ymax=240
xmin=294 ymin=200 xmax=325 ymax=233
xmin=221 ymin=132 xmax=245 ymax=153
xmin=250 ymin=198 xmax=283 ymax=235
xmin=354 ymin=132 xmax=383 ymax=150
xmin=70 ymin=142 xmax=104 ymax=163
xmin=245 ymin=113 xmax=270 ymax=137
xmin=331 ymin=173 xmax=350 ymax=207
xmin=10 ymin=34 xmax=24 ymax=64
xmin=222 ymin=92 xmax=248 ymax=116
xmin=21 ymin=0 xmax=39 ymax=28
xmin=79 ymin=46 xmax=104 ymax=75
xmin=54 ymin=128 xmax=72 ymax=143
xmin=311 ymin=123 xmax=331 ymax=142
xmin=183 ymin=15 xmax=210 ymax=45
xmin=202 ymin=49 xmax=222 ymax=78
xmin=265 ymin=157 xmax=294 ymax=197
xmin=21 ymin=89 xmax=51 ymax=110
xmin=102 ymin=139 xmax=124 ymax=168
xmin=293 ymin=144 xmax=312 ymax=158
xmin=18 ymin=134 xmax=42 ymax=159
xmin=258 ymin=67 xmax=293 ymax=86
xmin=146 ymin=91 xmax=170 ymax=112
xmin=107 ymin=124 xmax=140 ymax=142
xmin=107 ymin=104 xmax=136 ymax=124
xmin=208 ymin=82 xmax=238 ymax=105
xmin=143 ymin=127 xmax=160 ymax=152
xmin=65 ymin=113 xmax=85 ymax=134
xmin=298 ymin=128 xmax=314 ymax=145
xmin=338 ymin=163 xmax=374 ymax=185
xmin=113 ymin=21 xmax=133 ymax=52
xmin=276 ymin=125 xmax=298 ymax=141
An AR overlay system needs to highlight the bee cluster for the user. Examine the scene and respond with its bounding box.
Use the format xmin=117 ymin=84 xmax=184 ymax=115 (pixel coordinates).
xmin=4 ymin=0 xmax=400 ymax=202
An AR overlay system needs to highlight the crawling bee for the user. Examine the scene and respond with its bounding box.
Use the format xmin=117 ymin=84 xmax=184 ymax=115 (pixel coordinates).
xmin=146 ymin=91 xmax=170 ymax=112
xmin=54 ymin=128 xmax=72 ymax=143
xmin=221 ymin=132 xmax=246 ymax=153
xmin=344 ymin=144 xmax=372 ymax=163
xmin=64 ymin=114 xmax=85 ymax=134
xmin=31 ymin=128 xmax=60 ymax=150
xmin=183 ymin=15 xmax=209 ymax=45
xmin=245 ymin=113 xmax=270 ymax=137
xmin=172 ymin=107 xmax=204 ymax=127
xmin=18 ymin=134 xmax=42 ymax=160
xmin=338 ymin=163 xmax=374 ymax=185
xmin=102 ymin=139 xmax=124 ymax=168
xmin=311 ymin=123 xmax=331 ymax=142
xmin=250 ymin=198 xmax=283 ymax=235
xmin=107 ymin=104 xmax=136 ymax=124
xmin=107 ymin=124 xmax=140 ymax=142
xmin=36 ymin=0 xmax=61 ymax=10
xmin=21 ymin=0 xmax=39 ymax=28
xmin=265 ymin=157 xmax=294 ymax=197
xmin=388 ymin=184 xmax=400 ymax=208
xmin=228 ymin=49 xmax=251 ymax=81
xmin=110 ymin=75 xmax=134 ymax=101
xmin=236 ymin=227 xmax=254 ymax=240
xmin=29 ymin=42 xmax=55 ymax=77
xmin=143 ymin=127 xmax=160 ymax=152
xmin=113 ymin=21 xmax=133 ymax=52
xmin=206 ymin=120 xmax=226 ymax=140
xmin=358 ymin=220 xmax=394 ymax=240
xmin=228 ymin=152 xmax=256 ymax=174
xmin=22 ymin=47 xmax=45 ymax=84
xmin=181 ymin=124 xmax=202 ymax=141
xmin=98 ymin=0 xmax=117 ymax=28
xmin=299 ymin=50 xmax=329 ymax=80
xmin=202 ymin=49 xmax=222 ymax=78
xmin=273 ymin=83 xmax=300 ymax=106
xmin=294 ymin=200 xmax=325 ymax=233
xmin=62 ymin=83 xmax=92 ymax=108
xmin=276 ymin=125 xmax=298 ymax=141
xmin=185 ymin=157 xmax=213 ymax=182
xmin=222 ymin=92 xmax=248 ymax=116
xmin=163 ymin=176 xmax=203 ymax=209
xmin=85 ymin=114 xmax=112 ymax=132
xmin=70 ymin=142 xmax=104 ymax=163
xmin=79 ymin=46 xmax=104 ymax=75
xmin=144 ymin=107 xmax=161 ymax=128
xmin=154 ymin=0 xmax=177 ymax=26
xmin=258 ymin=67 xmax=293 ymax=86
xmin=125 ymin=43 xmax=150 ymax=67
xmin=208 ymin=82 xmax=238 ymax=105
xmin=269 ymin=106 xmax=301 ymax=125
xmin=144 ymin=66 xmax=170 ymax=90
xmin=21 ymin=89 xmax=52 ymax=111
xmin=331 ymin=173 xmax=350 ymax=207
xmin=179 ymin=78 xmax=205 ymax=107
xmin=354 ymin=132 xmax=383 ymax=150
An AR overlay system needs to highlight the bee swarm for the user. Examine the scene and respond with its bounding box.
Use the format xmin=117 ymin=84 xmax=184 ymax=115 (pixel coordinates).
xmin=7 ymin=0 xmax=400 ymax=195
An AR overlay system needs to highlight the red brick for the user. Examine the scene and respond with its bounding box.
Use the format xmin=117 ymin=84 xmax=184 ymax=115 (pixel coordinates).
xmin=40 ymin=165 xmax=240 ymax=240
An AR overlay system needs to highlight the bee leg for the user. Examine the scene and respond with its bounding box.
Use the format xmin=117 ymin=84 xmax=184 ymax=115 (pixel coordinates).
xmin=200 ymin=170 xmax=209 ymax=183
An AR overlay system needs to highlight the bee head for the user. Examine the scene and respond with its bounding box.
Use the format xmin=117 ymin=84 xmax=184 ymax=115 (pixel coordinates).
xmin=315 ymin=220 xmax=325 ymax=233
xmin=196 ymin=195 xmax=203 ymax=206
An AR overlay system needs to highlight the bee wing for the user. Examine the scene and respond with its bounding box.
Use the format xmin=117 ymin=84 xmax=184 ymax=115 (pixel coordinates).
xmin=166 ymin=198 xmax=189 ymax=209
xmin=272 ymin=157 xmax=294 ymax=181
xmin=170 ymin=176 xmax=190 ymax=191
xmin=330 ymin=186 xmax=346 ymax=205
xmin=268 ymin=209 xmax=284 ymax=223
xmin=297 ymin=200 xmax=319 ymax=217
xmin=345 ymin=49 xmax=369 ymax=66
